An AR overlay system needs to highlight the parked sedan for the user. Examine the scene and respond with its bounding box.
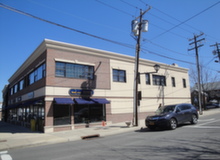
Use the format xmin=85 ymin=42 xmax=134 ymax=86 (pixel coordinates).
xmin=145 ymin=103 xmax=199 ymax=130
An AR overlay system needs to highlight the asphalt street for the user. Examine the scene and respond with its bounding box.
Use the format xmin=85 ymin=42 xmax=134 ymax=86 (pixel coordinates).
xmin=4 ymin=111 xmax=220 ymax=160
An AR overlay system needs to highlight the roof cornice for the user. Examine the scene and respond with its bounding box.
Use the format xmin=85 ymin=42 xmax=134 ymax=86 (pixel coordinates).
xmin=8 ymin=39 xmax=188 ymax=84
xmin=44 ymin=39 xmax=188 ymax=72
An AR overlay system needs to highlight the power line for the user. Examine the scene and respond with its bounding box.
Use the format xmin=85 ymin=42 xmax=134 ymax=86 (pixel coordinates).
xmin=0 ymin=2 xmax=216 ymax=71
xmin=0 ymin=3 xmax=134 ymax=50
xmin=96 ymin=0 xmax=134 ymax=17
xmin=27 ymin=0 xmax=128 ymax=34
xmin=141 ymin=49 xmax=196 ymax=65
xmin=143 ymin=39 xmax=194 ymax=57
xmin=151 ymin=1 xmax=220 ymax=40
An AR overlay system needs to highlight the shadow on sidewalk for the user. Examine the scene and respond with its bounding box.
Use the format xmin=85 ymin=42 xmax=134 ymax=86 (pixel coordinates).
xmin=0 ymin=121 xmax=39 ymax=134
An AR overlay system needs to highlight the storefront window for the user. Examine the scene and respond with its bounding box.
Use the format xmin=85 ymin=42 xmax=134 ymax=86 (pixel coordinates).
xmin=54 ymin=105 xmax=71 ymax=125
xmin=74 ymin=104 xmax=106 ymax=124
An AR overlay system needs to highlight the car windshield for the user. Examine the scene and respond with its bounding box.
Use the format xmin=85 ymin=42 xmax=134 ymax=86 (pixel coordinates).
xmin=156 ymin=105 xmax=176 ymax=114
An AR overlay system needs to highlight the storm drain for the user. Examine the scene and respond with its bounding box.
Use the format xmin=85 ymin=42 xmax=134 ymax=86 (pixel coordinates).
xmin=81 ymin=134 xmax=100 ymax=140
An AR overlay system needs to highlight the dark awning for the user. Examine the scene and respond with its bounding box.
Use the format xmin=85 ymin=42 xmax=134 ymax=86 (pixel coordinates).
xmin=6 ymin=98 xmax=44 ymax=109
xmin=74 ymin=98 xmax=110 ymax=104
xmin=7 ymin=103 xmax=21 ymax=109
xmin=54 ymin=98 xmax=74 ymax=104
xmin=23 ymin=98 xmax=44 ymax=106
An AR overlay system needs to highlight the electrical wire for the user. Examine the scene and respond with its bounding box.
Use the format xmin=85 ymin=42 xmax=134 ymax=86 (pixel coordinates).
xmin=141 ymin=48 xmax=196 ymax=65
xmin=0 ymin=3 xmax=134 ymax=50
xmin=0 ymin=3 xmax=216 ymax=72
xmin=96 ymin=0 xmax=134 ymax=17
xmin=151 ymin=1 xmax=220 ymax=40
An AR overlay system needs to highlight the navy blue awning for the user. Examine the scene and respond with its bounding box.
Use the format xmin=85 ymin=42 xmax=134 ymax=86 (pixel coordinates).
xmin=54 ymin=98 xmax=74 ymax=104
xmin=74 ymin=98 xmax=110 ymax=104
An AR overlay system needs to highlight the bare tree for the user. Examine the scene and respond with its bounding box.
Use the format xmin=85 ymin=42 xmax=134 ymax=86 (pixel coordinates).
xmin=189 ymin=62 xmax=219 ymax=92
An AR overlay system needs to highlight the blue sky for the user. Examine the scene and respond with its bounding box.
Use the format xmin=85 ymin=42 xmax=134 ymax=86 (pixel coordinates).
xmin=0 ymin=0 xmax=220 ymax=102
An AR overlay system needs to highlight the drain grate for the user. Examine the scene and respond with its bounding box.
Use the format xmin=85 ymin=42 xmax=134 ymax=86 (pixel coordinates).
xmin=81 ymin=134 xmax=100 ymax=140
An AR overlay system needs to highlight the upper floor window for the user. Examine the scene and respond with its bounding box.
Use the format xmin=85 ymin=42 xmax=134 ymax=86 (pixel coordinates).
xmin=29 ymin=72 xmax=35 ymax=85
xmin=113 ymin=69 xmax=126 ymax=82
xmin=55 ymin=62 xmax=94 ymax=79
xmin=10 ymin=87 xmax=13 ymax=95
xmin=183 ymin=78 xmax=187 ymax=88
xmin=171 ymin=77 xmax=176 ymax=87
xmin=153 ymin=75 xmax=166 ymax=86
xmin=9 ymin=63 xmax=45 ymax=95
xmin=145 ymin=73 xmax=151 ymax=85
xmin=28 ymin=63 xmax=46 ymax=85
xmin=19 ymin=79 xmax=24 ymax=91
xmin=14 ymin=84 xmax=18 ymax=94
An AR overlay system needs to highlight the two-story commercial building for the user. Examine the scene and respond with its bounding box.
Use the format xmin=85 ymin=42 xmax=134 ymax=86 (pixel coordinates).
xmin=2 ymin=39 xmax=191 ymax=133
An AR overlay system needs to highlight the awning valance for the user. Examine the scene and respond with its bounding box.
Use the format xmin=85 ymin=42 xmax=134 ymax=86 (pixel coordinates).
xmin=74 ymin=98 xmax=110 ymax=104
xmin=54 ymin=98 xmax=74 ymax=104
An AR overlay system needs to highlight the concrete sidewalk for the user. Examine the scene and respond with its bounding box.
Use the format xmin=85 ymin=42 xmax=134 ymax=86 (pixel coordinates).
xmin=1 ymin=108 xmax=220 ymax=151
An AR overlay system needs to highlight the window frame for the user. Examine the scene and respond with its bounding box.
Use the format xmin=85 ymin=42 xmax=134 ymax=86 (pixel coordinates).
xmin=171 ymin=77 xmax=176 ymax=87
xmin=113 ymin=69 xmax=126 ymax=83
xmin=152 ymin=75 xmax=166 ymax=86
xmin=55 ymin=61 xmax=94 ymax=80
xmin=28 ymin=63 xmax=46 ymax=86
xmin=183 ymin=78 xmax=187 ymax=88
xmin=145 ymin=73 xmax=151 ymax=85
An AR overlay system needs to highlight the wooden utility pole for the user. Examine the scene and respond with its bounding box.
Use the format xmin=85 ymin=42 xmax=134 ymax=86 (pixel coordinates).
xmin=188 ymin=33 xmax=205 ymax=115
xmin=132 ymin=7 xmax=151 ymax=126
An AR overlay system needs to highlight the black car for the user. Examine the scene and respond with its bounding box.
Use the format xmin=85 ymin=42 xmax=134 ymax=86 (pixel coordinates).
xmin=145 ymin=103 xmax=199 ymax=130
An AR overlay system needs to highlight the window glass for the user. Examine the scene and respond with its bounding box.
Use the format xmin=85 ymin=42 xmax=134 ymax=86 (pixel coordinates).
xmin=55 ymin=62 xmax=65 ymax=77
xmin=29 ymin=72 xmax=35 ymax=85
xmin=113 ymin=69 xmax=126 ymax=82
xmin=153 ymin=75 xmax=166 ymax=86
xmin=74 ymin=104 xmax=106 ymax=124
xmin=172 ymin=77 xmax=176 ymax=87
xmin=37 ymin=65 xmax=43 ymax=80
xmin=55 ymin=62 xmax=94 ymax=79
xmin=145 ymin=73 xmax=150 ymax=85
xmin=42 ymin=63 xmax=46 ymax=77
xmin=19 ymin=79 xmax=24 ymax=91
xmin=183 ymin=79 xmax=187 ymax=88
xmin=14 ymin=84 xmax=18 ymax=93
xmin=10 ymin=87 xmax=13 ymax=95
xmin=54 ymin=105 xmax=71 ymax=125
xmin=34 ymin=70 xmax=38 ymax=82
xmin=66 ymin=63 xmax=75 ymax=78
xmin=179 ymin=105 xmax=191 ymax=111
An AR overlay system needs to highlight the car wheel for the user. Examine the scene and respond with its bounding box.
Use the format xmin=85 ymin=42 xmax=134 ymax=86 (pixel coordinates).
xmin=191 ymin=114 xmax=198 ymax=124
xmin=169 ymin=118 xmax=177 ymax=130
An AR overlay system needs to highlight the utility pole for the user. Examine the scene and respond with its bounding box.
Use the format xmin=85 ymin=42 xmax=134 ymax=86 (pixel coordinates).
xmin=210 ymin=42 xmax=220 ymax=63
xmin=188 ymin=33 xmax=205 ymax=115
xmin=132 ymin=7 xmax=151 ymax=126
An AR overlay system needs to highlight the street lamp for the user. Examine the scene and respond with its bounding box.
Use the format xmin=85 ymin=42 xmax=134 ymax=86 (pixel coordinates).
xmin=153 ymin=64 xmax=160 ymax=73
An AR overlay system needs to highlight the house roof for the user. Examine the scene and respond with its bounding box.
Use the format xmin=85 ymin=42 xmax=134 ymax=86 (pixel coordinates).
xmin=191 ymin=81 xmax=220 ymax=92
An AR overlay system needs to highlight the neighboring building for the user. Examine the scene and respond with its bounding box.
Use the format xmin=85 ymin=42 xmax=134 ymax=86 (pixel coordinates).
xmin=2 ymin=39 xmax=191 ymax=133
xmin=191 ymin=81 xmax=220 ymax=108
